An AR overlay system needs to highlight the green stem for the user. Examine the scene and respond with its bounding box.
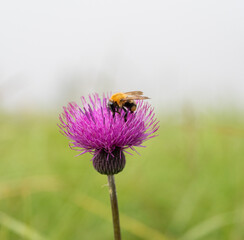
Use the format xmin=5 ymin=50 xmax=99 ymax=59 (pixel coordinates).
xmin=107 ymin=175 xmax=121 ymax=240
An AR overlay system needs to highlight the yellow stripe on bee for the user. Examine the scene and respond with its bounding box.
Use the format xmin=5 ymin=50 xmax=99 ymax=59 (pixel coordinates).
xmin=131 ymin=105 xmax=136 ymax=112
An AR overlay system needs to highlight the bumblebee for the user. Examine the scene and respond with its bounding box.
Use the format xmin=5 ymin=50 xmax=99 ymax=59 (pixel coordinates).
xmin=108 ymin=91 xmax=149 ymax=121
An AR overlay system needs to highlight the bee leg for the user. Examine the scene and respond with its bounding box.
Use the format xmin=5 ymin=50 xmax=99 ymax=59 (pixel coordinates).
xmin=122 ymin=107 xmax=128 ymax=122
xmin=109 ymin=104 xmax=116 ymax=118
xmin=112 ymin=107 xmax=120 ymax=118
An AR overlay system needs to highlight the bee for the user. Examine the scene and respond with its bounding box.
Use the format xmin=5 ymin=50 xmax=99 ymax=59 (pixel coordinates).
xmin=108 ymin=91 xmax=149 ymax=122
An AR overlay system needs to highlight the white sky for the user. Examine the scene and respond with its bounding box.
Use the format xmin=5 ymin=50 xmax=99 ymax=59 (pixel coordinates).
xmin=0 ymin=0 xmax=244 ymax=112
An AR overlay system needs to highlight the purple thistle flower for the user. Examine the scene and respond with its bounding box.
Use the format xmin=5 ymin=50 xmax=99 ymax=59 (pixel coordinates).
xmin=58 ymin=93 xmax=159 ymax=175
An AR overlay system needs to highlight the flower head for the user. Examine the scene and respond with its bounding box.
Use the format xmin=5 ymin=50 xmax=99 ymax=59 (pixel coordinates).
xmin=58 ymin=93 xmax=159 ymax=174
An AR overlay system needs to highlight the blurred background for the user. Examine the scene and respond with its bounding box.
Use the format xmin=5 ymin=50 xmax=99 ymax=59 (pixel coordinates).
xmin=0 ymin=0 xmax=244 ymax=239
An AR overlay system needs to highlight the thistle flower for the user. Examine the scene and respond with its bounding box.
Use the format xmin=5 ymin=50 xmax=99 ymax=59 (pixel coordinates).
xmin=59 ymin=93 xmax=159 ymax=239
xmin=58 ymin=93 xmax=159 ymax=175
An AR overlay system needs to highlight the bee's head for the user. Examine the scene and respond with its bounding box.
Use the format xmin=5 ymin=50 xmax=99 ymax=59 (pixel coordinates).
xmin=107 ymin=100 xmax=115 ymax=111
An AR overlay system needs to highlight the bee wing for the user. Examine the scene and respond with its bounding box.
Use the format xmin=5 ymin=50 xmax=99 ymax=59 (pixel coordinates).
xmin=124 ymin=96 xmax=150 ymax=101
xmin=124 ymin=91 xmax=144 ymax=96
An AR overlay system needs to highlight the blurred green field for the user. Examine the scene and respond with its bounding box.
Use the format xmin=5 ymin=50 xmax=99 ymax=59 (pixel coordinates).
xmin=0 ymin=110 xmax=244 ymax=240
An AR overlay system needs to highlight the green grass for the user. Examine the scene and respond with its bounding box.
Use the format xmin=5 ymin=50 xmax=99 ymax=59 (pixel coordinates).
xmin=0 ymin=110 xmax=244 ymax=240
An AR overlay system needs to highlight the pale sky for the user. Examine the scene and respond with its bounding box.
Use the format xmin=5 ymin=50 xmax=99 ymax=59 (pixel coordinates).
xmin=0 ymin=0 xmax=244 ymax=112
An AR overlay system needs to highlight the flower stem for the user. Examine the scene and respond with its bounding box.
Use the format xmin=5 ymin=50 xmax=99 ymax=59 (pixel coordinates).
xmin=107 ymin=175 xmax=121 ymax=240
